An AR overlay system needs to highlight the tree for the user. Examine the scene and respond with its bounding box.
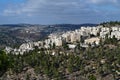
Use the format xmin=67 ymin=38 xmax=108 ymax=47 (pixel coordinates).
xmin=0 ymin=50 xmax=11 ymax=76
xmin=63 ymin=43 xmax=69 ymax=50
xmin=53 ymin=43 xmax=56 ymax=49
xmin=88 ymin=75 xmax=96 ymax=80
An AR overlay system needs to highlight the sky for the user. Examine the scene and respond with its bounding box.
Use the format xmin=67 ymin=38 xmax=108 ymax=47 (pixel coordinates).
xmin=0 ymin=0 xmax=120 ymax=24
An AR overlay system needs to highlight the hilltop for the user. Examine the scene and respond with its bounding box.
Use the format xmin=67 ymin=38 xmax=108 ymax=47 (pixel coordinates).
xmin=100 ymin=21 xmax=120 ymax=27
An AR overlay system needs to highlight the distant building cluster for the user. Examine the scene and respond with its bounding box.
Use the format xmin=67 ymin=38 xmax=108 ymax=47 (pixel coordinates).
xmin=5 ymin=25 xmax=120 ymax=55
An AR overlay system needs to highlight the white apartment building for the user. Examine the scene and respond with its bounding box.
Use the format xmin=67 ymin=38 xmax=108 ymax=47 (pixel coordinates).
xmin=70 ymin=32 xmax=77 ymax=42
xmin=100 ymin=27 xmax=110 ymax=38
xmin=84 ymin=37 xmax=100 ymax=45
xmin=111 ymin=27 xmax=118 ymax=31
xmin=68 ymin=44 xmax=76 ymax=49
xmin=90 ymin=27 xmax=100 ymax=36
xmin=62 ymin=32 xmax=71 ymax=42
xmin=101 ymin=27 xmax=110 ymax=32
xmin=34 ymin=41 xmax=42 ymax=47
xmin=19 ymin=42 xmax=34 ymax=51
xmin=54 ymin=37 xmax=63 ymax=46
xmin=45 ymin=39 xmax=51 ymax=46
xmin=5 ymin=47 xmax=13 ymax=54
xmin=111 ymin=31 xmax=120 ymax=40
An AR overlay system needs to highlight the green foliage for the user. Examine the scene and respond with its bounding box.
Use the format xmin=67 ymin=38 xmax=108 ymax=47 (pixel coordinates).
xmin=63 ymin=43 xmax=69 ymax=50
xmin=0 ymin=50 xmax=12 ymax=76
xmin=53 ymin=43 xmax=56 ymax=49
xmin=88 ymin=75 xmax=96 ymax=80
xmin=104 ymin=35 xmax=118 ymax=45
xmin=1 ymin=43 xmax=120 ymax=79
xmin=100 ymin=21 xmax=120 ymax=27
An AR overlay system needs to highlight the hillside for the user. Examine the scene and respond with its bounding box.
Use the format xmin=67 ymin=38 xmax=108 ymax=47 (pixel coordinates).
xmin=0 ymin=24 xmax=97 ymax=49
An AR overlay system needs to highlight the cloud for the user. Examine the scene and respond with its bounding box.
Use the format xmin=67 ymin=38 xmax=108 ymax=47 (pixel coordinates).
xmin=89 ymin=0 xmax=118 ymax=4
xmin=1 ymin=0 xmax=120 ymax=24
xmin=3 ymin=0 xmax=89 ymax=16
xmin=3 ymin=0 xmax=119 ymax=15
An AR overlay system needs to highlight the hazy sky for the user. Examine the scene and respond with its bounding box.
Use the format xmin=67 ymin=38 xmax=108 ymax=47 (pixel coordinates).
xmin=0 ymin=0 xmax=120 ymax=24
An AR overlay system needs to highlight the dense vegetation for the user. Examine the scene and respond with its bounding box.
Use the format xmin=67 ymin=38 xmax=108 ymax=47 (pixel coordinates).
xmin=0 ymin=50 xmax=12 ymax=76
xmin=100 ymin=21 xmax=120 ymax=27
xmin=0 ymin=39 xmax=120 ymax=80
